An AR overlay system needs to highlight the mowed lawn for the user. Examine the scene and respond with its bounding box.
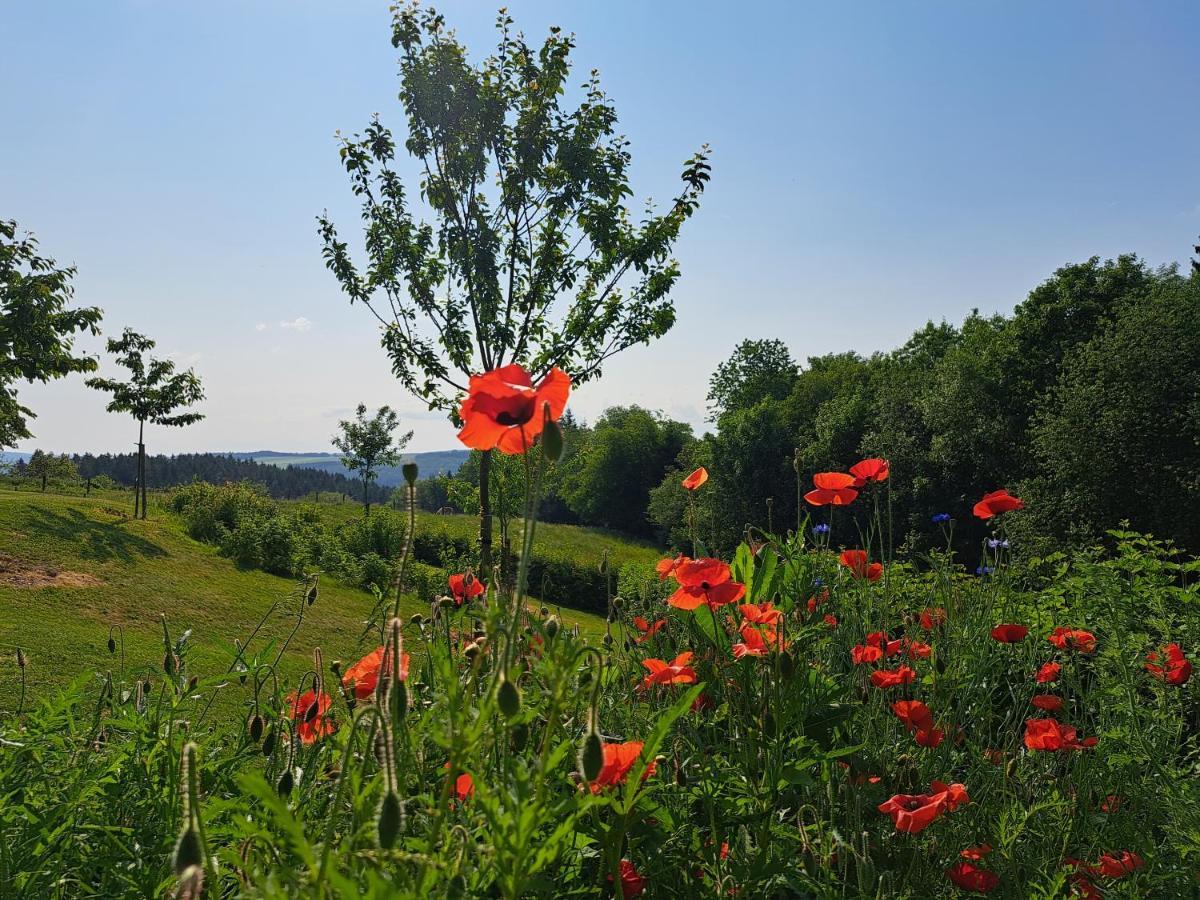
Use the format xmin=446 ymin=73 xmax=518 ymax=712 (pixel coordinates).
xmin=0 ymin=489 xmax=606 ymax=720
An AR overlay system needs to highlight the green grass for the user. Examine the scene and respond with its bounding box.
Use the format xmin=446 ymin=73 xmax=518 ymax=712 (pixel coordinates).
xmin=0 ymin=488 xmax=606 ymax=718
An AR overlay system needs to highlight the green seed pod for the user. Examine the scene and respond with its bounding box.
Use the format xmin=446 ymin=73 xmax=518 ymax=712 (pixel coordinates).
xmin=511 ymin=722 xmax=530 ymax=751
xmin=306 ymin=583 xmax=318 ymax=606
xmin=674 ymin=755 xmax=688 ymax=787
xmin=611 ymin=596 xmax=624 ymax=610
xmin=163 ymin=653 xmax=176 ymax=676
xmin=497 ymin=676 xmax=521 ymax=719
xmin=261 ymin=726 xmax=277 ymax=757
xmin=377 ymin=791 xmax=404 ymax=849
xmin=402 ymin=462 xmax=419 ymax=486
xmin=602 ymin=634 xmax=613 ymax=648
xmin=277 ymin=769 xmax=294 ymax=797
xmin=248 ymin=714 xmax=264 ymax=743
xmin=409 ymin=613 xmax=423 ymax=626
xmin=15 ymin=648 xmax=26 ymax=668
xmin=172 ymin=826 xmax=204 ymax=875
xmin=580 ymin=730 xmax=604 ymax=782
xmin=329 ymin=659 xmax=342 ymax=677
xmin=541 ymin=416 xmax=564 ymax=462
xmin=544 ymin=616 xmax=560 ymax=639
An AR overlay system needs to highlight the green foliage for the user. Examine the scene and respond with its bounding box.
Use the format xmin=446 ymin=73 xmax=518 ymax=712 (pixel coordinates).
xmin=23 ymin=449 xmax=77 ymax=491
xmin=706 ymin=337 xmax=798 ymax=421
xmin=559 ymin=406 xmax=692 ymax=537
xmin=86 ymin=328 xmax=205 ymax=429
xmin=331 ymin=403 xmax=412 ymax=516
xmin=0 ymin=219 xmax=103 ymax=449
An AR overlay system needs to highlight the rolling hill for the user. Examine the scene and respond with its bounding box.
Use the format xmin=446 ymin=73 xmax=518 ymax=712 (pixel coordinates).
xmin=227 ymin=449 xmax=470 ymax=485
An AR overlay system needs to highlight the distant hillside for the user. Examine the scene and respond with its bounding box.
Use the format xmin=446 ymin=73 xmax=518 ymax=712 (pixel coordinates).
xmin=228 ymin=449 xmax=469 ymax=485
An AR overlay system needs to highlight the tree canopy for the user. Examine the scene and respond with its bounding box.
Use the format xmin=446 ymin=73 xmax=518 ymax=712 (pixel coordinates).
xmin=332 ymin=404 xmax=412 ymax=516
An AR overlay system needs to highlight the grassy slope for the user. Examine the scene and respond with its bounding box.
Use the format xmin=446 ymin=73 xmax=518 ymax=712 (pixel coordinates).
xmin=0 ymin=489 xmax=607 ymax=718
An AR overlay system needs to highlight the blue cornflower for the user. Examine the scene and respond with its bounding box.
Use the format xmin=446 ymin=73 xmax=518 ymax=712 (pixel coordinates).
xmin=812 ymin=524 xmax=831 ymax=535
xmin=976 ymin=565 xmax=994 ymax=576
xmin=987 ymin=538 xmax=1010 ymax=549
xmin=931 ymin=513 xmax=951 ymax=524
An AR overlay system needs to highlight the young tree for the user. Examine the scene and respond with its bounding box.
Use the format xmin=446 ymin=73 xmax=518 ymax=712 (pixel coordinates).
xmin=332 ymin=404 xmax=412 ymax=517
xmin=1 ymin=220 xmax=103 ymax=449
xmin=86 ymin=328 xmax=204 ymax=518
xmin=706 ymin=338 xmax=799 ymax=422
xmin=25 ymin=449 xmax=77 ymax=492
xmin=318 ymin=4 xmax=710 ymax=571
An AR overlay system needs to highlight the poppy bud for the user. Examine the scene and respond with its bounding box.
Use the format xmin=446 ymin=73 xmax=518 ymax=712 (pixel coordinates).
xmin=402 ymin=462 xmax=419 ymax=486
xmin=539 ymin=605 xmax=549 ymax=617
xmin=261 ymin=727 xmax=277 ymax=757
xmin=15 ymin=648 xmax=26 ymax=668
xmin=187 ymin=675 xmax=199 ymax=693
xmin=497 ymin=675 xmax=521 ymax=719
xmin=544 ymin=616 xmax=560 ymax=639
xmin=511 ymin=722 xmax=529 ymax=751
xmin=239 ymin=671 xmax=248 ymax=686
xmin=603 ymin=634 xmax=613 ymax=648
xmin=612 ymin=596 xmax=623 ymax=610
xmin=541 ymin=407 xmax=563 ymax=462
xmin=306 ymin=583 xmax=318 ymax=606
xmin=277 ymin=769 xmax=294 ymax=797
xmin=377 ymin=791 xmax=404 ymax=849
xmin=580 ymin=730 xmax=603 ymax=782
xmin=674 ymin=755 xmax=688 ymax=787
xmin=164 ymin=653 xmax=177 ymax=675
xmin=107 ymin=636 xmax=117 ymax=654
xmin=330 ymin=659 xmax=342 ymax=677
xmin=248 ymin=714 xmax=264 ymax=743
xmin=172 ymin=826 xmax=204 ymax=875
xmin=391 ymin=682 xmax=408 ymax=721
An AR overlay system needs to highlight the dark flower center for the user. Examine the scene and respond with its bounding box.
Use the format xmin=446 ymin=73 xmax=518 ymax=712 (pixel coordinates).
xmin=494 ymin=396 xmax=537 ymax=427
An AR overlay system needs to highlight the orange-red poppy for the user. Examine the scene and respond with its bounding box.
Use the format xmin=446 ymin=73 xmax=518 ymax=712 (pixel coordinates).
xmin=961 ymin=845 xmax=993 ymax=861
xmin=667 ymin=558 xmax=746 ymax=611
xmin=1146 ymin=643 xmax=1192 ymax=685
xmin=681 ymin=467 xmax=709 ymax=491
xmin=805 ymin=471 xmax=859 ymax=507
xmin=1031 ymin=694 xmax=1063 ymax=712
xmin=287 ymin=688 xmax=336 ymax=744
xmin=457 ymin=364 xmax=571 ymax=455
xmin=871 ymin=665 xmax=916 ymax=689
xmin=639 ymin=652 xmax=698 ymax=690
xmin=1048 ymin=627 xmax=1097 ymax=654
xmin=990 ymin=624 xmax=1029 ymax=643
xmin=972 ymin=488 xmax=1024 ymax=520
xmin=1036 ymin=662 xmax=1061 ymax=684
xmin=632 ymin=616 xmax=667 ymax=643
xmin=1094 ymin=851 xmax=1144 ymax=879
xmin=839 ymin=549 xmax=883 ymax=582
xmin=1024 ymin=718 xmax=1097 ymax=752
xmin=656 ymin=554 xmax=689 ymax=581
xmin=947 ymin=862 xmax=999 ymax=894
xmin=739 ymin=602 xmax=782 ymax=627
xmin=448 ymin=572 xmax=485 ymax=605
xmin=342 ymin=646 xmax=410 ymax=701
xmin=878 ymin=781 xmax=968 ymax=833
xmin=920 ymin=607 xmax=947 ymax=629
xmin=589 ymin=740 xmax=655 ymax=793
xmin=612 ymin=860 xmax=647 ymax=898
xmin=850 ymin=457 xmax=890 ymax=486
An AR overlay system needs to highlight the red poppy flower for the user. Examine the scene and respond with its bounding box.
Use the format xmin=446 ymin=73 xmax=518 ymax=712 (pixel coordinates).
xmin=656 ymin=554 xmax=689 ymax=581
xmin=990 ymin=624 xmax=1029 ymax=643
xmin=590 ymin=740 xmax=655 ymax=793
xmin=1031 ymin=694 xmax=1063 ymax=713
xmin=632 ymin=616 xmax=667 ymax=643
xmin=839 ymin=549 xmax=883 ymax=581
xmin=878 ymin=781 xmax=968 ymax=833
xmin=1100 ymin=795 xmax=1121 ymax=814
xmin=342 ymin=646 xmax=410 ymax=701
xmin=913 ymin=726 xmax=945 ymax=748
xmin=920 ymin=607 xmax=947 ymax=629
xmin=732 ymin=623 xmax=787 ymax=658
xmin=1146 ymin=643 xmax=1192 ymax=685
xmin=871 ymin=665 xmax=916 ymax=689
xmin=1048 ymin=627 xmax=1097 ymax=654
xmin=448 ymin=572 xmax=485 ymax=605
xmin=947 ymin=862 xmax=1000 ymax=894
xmin=455 ymin=772 xmax=474 ymax=803
xmin=972 ymin=488 xmax=1024 ymax=520
xmin=804 ymin=472 xmax=859 ymax=506
xmin=739 ymin=602 xmax=782 ymax=627
xmin=456 ymin=364 xmax=571 ymax=454
xmin=1023 ymin=718 xmax=1097 ymax=752
xmin=850 ymin=457 xmax=890 ymax=486
xmin=1095 ymin=851 xmax=1143 ymax=879
xmin=287 ymin=689 xmax=336 ymax=744
xmin=893 ymin=699 xmax=934 ymax=730
xmin=611 ymin=860 xmax=646 ymax=899
xmin=681 ymin=467 xmax=709 ymax=491
xmin=851 ymin=644 xmax=884 ymax=665
xmin=1036 ymin=662 xmax=1061 ymax=684
xmin=903 ymin=639 xmax=932 ymax=660
xmin=823 ymin=614 xmax=838 ymax=628
xmin=691 ymin=692 xmax=714 ymax=714
xmin=961 ymin=845 xmax=993 ymax=861
xmin=667 ymin=558 xmax=746 ymax=611
xmin=640 ymin=652 xmax=698 ymax=690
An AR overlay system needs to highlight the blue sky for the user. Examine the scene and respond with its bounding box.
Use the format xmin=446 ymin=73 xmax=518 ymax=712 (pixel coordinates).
xmin=5 ymin=0 xmax=1198 ymax=454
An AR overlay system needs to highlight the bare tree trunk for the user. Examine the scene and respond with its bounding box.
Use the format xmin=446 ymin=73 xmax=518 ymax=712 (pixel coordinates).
xmin=478 ymin=449 xmax=493 ymax=574
xmin=363 ymin=474 xmax=370 ymax=518
xmin=137 ymin=419 xmax=146 ymax=519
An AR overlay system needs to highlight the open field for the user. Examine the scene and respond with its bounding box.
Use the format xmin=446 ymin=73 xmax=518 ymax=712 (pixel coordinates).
xmin=0 ymin=489 xmax=606 ymax=718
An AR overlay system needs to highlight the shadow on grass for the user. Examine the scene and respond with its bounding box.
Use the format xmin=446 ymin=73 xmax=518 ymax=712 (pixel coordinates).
xmin=23 ymin=508 xmax=168 ymax=563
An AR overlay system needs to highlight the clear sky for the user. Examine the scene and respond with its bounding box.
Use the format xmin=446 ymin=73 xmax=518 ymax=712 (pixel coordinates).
xmin=5 ymin=0 xmax=1198 ymax=455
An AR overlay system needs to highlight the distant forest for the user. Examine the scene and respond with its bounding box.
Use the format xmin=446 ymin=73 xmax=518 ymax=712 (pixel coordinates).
xmin=70 ymin=452 xmax=394 ymax=502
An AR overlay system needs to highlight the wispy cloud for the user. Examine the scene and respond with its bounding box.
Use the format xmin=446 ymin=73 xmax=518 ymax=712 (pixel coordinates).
xmin=279 ymin=317 xmax=313 ymax=332
xmin=255 ymin=322 xmax=269 ymax=332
